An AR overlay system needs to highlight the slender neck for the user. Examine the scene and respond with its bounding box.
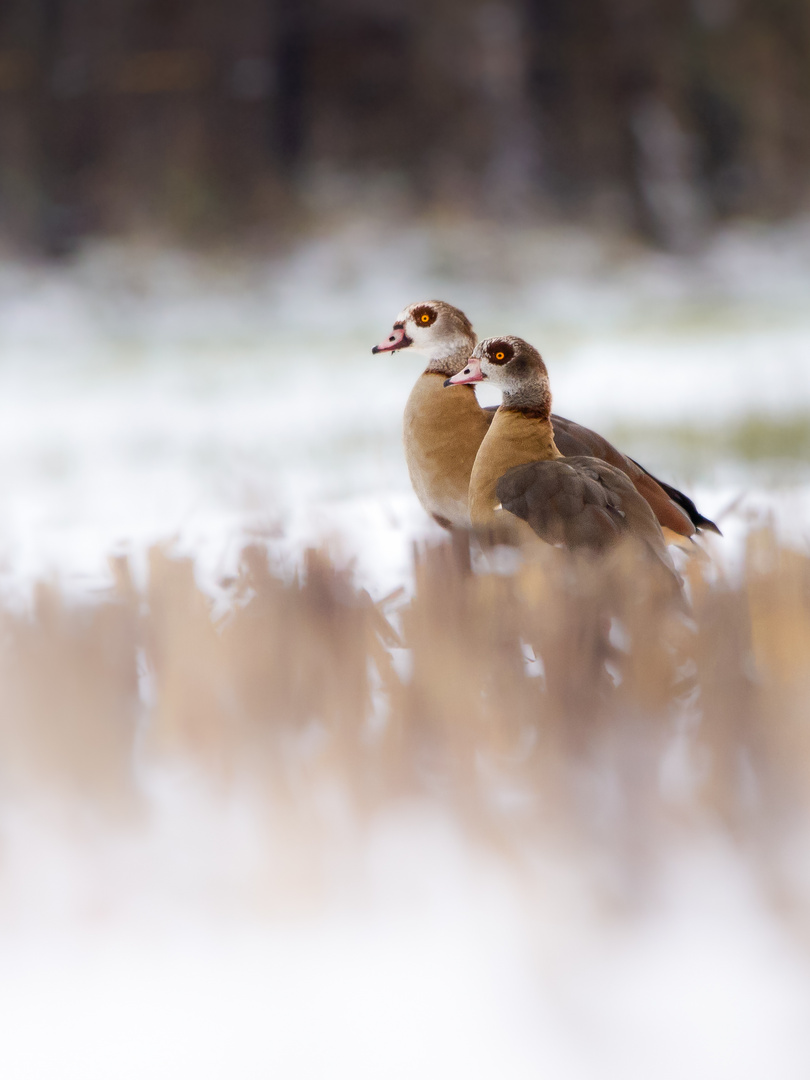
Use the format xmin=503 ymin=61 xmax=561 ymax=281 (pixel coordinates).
xmin=424 ymin=342 xmax=477 ymax=378
xmin=493 ymin=408 xmax=561 ymax=459
xmin=501 ymin=372 xmax=552 ymax=418
xmin=498 ymin=378 xmax=560 ymax=458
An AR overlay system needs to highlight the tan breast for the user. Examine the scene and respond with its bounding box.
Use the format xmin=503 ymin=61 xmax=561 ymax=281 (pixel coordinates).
xmin=403 ymin=373 xmax=492 ymax=528
xmin=469 ymin=409 xmax=560 ymax=527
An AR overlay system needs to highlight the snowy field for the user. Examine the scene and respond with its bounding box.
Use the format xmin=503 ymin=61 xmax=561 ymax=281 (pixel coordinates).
xmin=1 ymin=216 xmax=809 ymax=599
xmin=1 ymin=218 xmax=810 ymax=1079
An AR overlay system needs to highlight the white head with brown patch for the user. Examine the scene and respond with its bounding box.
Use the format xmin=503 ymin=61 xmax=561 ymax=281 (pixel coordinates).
xmin=372 ymin=301 xmax=477 ymax=375
xmin=446 ymin=336 xmax=552 ymax=417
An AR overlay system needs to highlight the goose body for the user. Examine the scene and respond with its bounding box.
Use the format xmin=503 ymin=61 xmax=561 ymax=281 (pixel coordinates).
xmin=373 ymin=301 xmax=718 ymax=538
xmin=403 ymin=372 xmax=491 ymax=528
xmin=450 ymin=337 xmax=677 ymax=573
xmin=496 ymin=454 xmax=666 ymax=554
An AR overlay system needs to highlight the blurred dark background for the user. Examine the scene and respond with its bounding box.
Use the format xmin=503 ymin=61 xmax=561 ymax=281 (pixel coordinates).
xmin=1 ymin=0 xmax=809 ymax=255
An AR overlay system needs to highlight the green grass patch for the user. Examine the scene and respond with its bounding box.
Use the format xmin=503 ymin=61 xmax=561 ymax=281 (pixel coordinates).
xmin=611 ymin=412 xmax=810 ymax=466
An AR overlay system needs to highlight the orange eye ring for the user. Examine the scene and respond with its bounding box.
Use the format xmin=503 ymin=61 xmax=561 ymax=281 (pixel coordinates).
xmin=495 ymin=351 xmax=505 ymax=360
xmin=420 ymin=313 xmax=430 ymax=323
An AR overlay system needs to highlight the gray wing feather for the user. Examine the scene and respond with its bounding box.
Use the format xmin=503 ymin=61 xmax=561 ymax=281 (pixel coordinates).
xmin=497 ymin=457 xmax=644 ymax=551
xmin=497 ymin=456 xmax=684 ymax=602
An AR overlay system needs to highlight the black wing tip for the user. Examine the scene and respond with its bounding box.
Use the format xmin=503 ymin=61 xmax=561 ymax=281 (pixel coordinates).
xmin=628 ymin=458 xmax=722 ymax=538
xmin=695 ymin=515 xmax=723 ymax=537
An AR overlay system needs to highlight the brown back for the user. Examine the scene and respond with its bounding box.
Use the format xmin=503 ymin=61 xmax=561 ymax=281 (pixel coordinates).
xmin=481 ymin=407 xmax=711 ymax=539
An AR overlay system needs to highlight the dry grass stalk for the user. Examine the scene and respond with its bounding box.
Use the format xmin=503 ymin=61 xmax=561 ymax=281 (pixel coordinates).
xmin=0 ymin=529 xmax=809 ymax=910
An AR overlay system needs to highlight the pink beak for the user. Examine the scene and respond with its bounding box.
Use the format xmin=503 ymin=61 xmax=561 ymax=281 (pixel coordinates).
xmin=444 ymin=357 xmax=483 ymax=386
xmin=372 ymin=325 xmax=411 ymax=353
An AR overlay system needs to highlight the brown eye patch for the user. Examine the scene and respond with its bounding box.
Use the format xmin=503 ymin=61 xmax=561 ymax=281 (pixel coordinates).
xmin=488 ymin=341 xmax=513 ymax=365
xmin=412 ymin=305 xmax=437 ymax=327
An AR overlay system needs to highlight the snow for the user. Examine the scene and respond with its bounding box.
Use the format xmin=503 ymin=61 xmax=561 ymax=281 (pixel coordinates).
xmin=1 ymin=798 xmax=810 ymax=1080
xmin=1 ymin=801 xmax=810 ymax=1079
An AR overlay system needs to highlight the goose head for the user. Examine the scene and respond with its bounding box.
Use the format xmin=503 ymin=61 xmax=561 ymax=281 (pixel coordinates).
xmin=372 ymin=301 xmax=476 ymax=365
xmin=446 ymin=336 xmax=552 ymax=415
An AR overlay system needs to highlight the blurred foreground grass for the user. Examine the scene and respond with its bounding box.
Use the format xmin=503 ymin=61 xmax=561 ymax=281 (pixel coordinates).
xmin=1 ymin=528 xmax=809 ymax=915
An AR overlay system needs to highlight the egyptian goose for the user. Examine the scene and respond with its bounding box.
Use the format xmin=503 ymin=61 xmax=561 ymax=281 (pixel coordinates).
xmin=373 ymin=301 xmax=490 ymax=529
xmin=373 ymin=301 xmax=719 ymax=538
xmin=447 ymin=337 xmax=677 ymax=572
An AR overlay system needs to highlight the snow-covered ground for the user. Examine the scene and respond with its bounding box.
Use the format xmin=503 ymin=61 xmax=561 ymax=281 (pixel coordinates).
xmin=1 ymin=218 xmax=810 ymax=1079
xmin=1 ymin=216 xmax=809 ymax=599
xmin=3 ymin=804 xmax=810 ymax=1080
